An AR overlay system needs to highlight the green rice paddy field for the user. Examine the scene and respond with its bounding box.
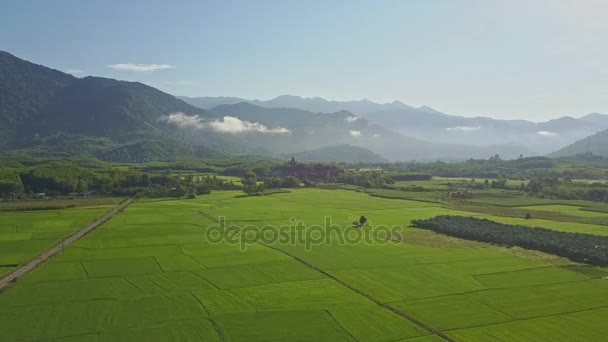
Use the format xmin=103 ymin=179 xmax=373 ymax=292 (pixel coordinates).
xmin=1 ymin=189 xmax=607 ymax=341
xmin=0 ymin=200 xmax=120 ymax=277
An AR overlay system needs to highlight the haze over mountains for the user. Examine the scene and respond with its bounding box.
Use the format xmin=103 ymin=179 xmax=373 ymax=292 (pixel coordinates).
xmin=181 ymin=95 xmax=608 ymax=156
xmin=1 ymin=50 xmax=607 ymax=163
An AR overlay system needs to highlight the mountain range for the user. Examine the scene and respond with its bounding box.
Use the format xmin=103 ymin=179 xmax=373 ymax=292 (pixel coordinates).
xmin=1 ymin=50 xmax=607 ymax=163
xmin=180 ymin=95 xmax=608 ymax=156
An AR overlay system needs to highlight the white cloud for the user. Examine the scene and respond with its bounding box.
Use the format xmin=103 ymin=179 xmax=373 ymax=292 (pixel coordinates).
xmin=160 ymin=112 xmax=205 ymax=129
xmin=537 ymin=130 xmax=559 ymax=136
xmin=209 ymin=116 xmax=290 ymax=134
xmin=349 ymin=130 xmax=361 ymax=137
xmin=108 ymin=63 xmax=176 ymax=72
xmin=65 ymin=68 xmax=84 ymax=76
xmin=345 ymin=116 xmax=359 ymax=123
xmin=446 ymin=126 xmax=481 ymax=132
xmin=160 ymin=112 xmax=290 ymax=134
xmin=373 ymin=133 xmax=381 ymax=138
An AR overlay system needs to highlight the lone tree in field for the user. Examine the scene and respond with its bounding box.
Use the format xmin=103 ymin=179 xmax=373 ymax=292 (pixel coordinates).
xmin=353 ymin=216 xmax=368 ymax=228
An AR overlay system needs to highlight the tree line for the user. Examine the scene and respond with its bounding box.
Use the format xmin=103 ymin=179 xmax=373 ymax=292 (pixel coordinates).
xmin=0 ymin=164 xmax=241 ymax=198
xmin=412 ymin=215 xmax=608 ymax=266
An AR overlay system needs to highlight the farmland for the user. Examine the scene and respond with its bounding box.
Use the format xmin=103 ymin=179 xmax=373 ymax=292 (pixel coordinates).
xmin=0 ymin=189 xmax=607 ymax=341
xmin=0 ymin=199 xmax=120 ymax=275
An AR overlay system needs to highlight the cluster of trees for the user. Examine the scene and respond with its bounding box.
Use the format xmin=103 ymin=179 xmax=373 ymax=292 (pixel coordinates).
xmin=0 ymin=170 xmax=24 ymax=195
xmin=412 ymin=216 xmax=608 ymax=266
xmin=346 ymin=156 xmax=607 ymax=180
xmin=526 ymin=177 xmax=608 ymax=203
xmin=338 ymin=170 xmax=395 ymax=188
xmin=0 ymin=164 xmax=244 ymax=199
xmin=242 ymin=171 xmax=265 ymax=195
xmin=263 ymin=176 xmax=300 ymax=189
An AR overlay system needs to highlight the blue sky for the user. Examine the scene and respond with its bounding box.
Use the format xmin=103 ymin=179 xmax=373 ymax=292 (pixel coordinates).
xmin=2 ymin=0 xmax=607 ymax=120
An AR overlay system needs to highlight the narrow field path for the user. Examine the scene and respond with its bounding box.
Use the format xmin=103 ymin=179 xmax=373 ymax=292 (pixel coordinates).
xmin=0 ymin=198 xmax=133 ymax=291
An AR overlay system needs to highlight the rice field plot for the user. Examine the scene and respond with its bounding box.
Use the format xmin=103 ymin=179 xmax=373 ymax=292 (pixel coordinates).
xmin=391 ymin=295 xmax=512 ymax=331
xmin=0 ymin=206 xmax=114 ymax=267
xmin=516 ymin=204 xmax=608 ymax=218
xmin=1 ymin=189 xmax=608 ymax=341
xmin=446 ymin=314 xmax=608 ymax=341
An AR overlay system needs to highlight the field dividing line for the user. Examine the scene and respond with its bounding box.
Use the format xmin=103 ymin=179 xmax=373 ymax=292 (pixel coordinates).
xmin=203 ymin=210 xmax=453 ymax=342
xmin=0 ymin=198 xmax=133 ymax=292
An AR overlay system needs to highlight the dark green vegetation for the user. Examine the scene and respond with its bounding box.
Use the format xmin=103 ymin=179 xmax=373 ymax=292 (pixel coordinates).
xmin=0 ymin=161 xmax=240 ymax=199
xmin=412 ymin=216 xmax=608 ymax=266
xmin=0 ymin=197 xmax=120 ymax=211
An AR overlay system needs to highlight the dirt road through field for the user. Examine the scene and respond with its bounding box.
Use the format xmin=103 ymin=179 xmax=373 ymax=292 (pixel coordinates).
xmin=0 ymin=198 xmax=133 ymax=291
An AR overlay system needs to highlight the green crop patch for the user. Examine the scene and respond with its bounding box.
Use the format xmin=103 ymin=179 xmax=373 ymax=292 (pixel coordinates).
xmin=444 ymin=256 xmax=547 ymax=275
xmin=517 ymin=205 xmax=608 ymax=218
xmin=82 ymin=257 xmax=162 ymax=278
xmin=154 ymin=254 xmax=204 ymax=272
xmin=106 ymin=293 xmax=208 ymax=329
xmin=469 ymin=287 xmax=586 ymax=319
xmin=82 ymin=245 xmax=183 ymax=260
xmin=0 ymin=299 xmax=115 ymax=341
xmin=558 ymin=307 xmax=608 ymax=335
xmin=541 ymin=279 xmax=608 ymax=309
xmin=250 ymin=260 xmax=323 ymax=283
xmin=126 ymin=272 xmax=216 ymax=294
xmin=446 ymin=315 xmax=607 ymax=341
xmin=405 ymin=336 xmax=449 ymax=342
xmin=392 ymin=295 xmax=512 ymax=331
xmin=192 ymin=290 xmax=256 ymax=315
xmin=329 ymin=307 xmax=431 ymax=341
xmin=214 ymin=310 xmax=353 ymax=341
xmin=101 ymin=319 xmax=221 ymax=342
xmin=194 ymin=264 xmax=275 ymax=289
xmin=0 ymin=277 xmax=141 ymax=307
xmin=331 ymin=264 xmax=485 ymax=302
xmin=188 ymin=245 xmax=289 ymax=268
xmin=475 ymin=266 xmax=589 ymax=288
xmin=22 ymin=261 xmax=86 ymax=283
xmin=232 ymin=279 xmax=375 ymax=311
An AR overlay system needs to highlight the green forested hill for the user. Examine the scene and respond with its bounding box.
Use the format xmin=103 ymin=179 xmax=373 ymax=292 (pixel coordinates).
xmin=34 ymin=76 xmax=206 ymax=138
xmin=0 ymin=50 xmax=218 ymax=161
xmin=550 ymin=129 xmax=608 ymax=157
xmin=0 ymin=51 xmax=75 ymax=148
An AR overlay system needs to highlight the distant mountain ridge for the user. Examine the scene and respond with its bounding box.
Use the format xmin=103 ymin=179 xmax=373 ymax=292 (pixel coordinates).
xmin=550 ymin=128 xmax=608 ymax=157
xmin=0 ymin=50 xmax=218 ymax=161
xmin=2 ymin=50 xmax=605 ymax=163
xmin=180 ymin=95 xmax=608 ymax=155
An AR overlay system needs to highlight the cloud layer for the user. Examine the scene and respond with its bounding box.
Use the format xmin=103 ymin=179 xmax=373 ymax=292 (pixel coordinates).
xmin=161 ymin=112 xmax=290 ymax=134
xmin=108 ymin=63 xmax=176 ymax=72
xmin=349 ymin=130 xmax=361 ymax=137
xmin=537 ymin=130 xmax=559 ymax=136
